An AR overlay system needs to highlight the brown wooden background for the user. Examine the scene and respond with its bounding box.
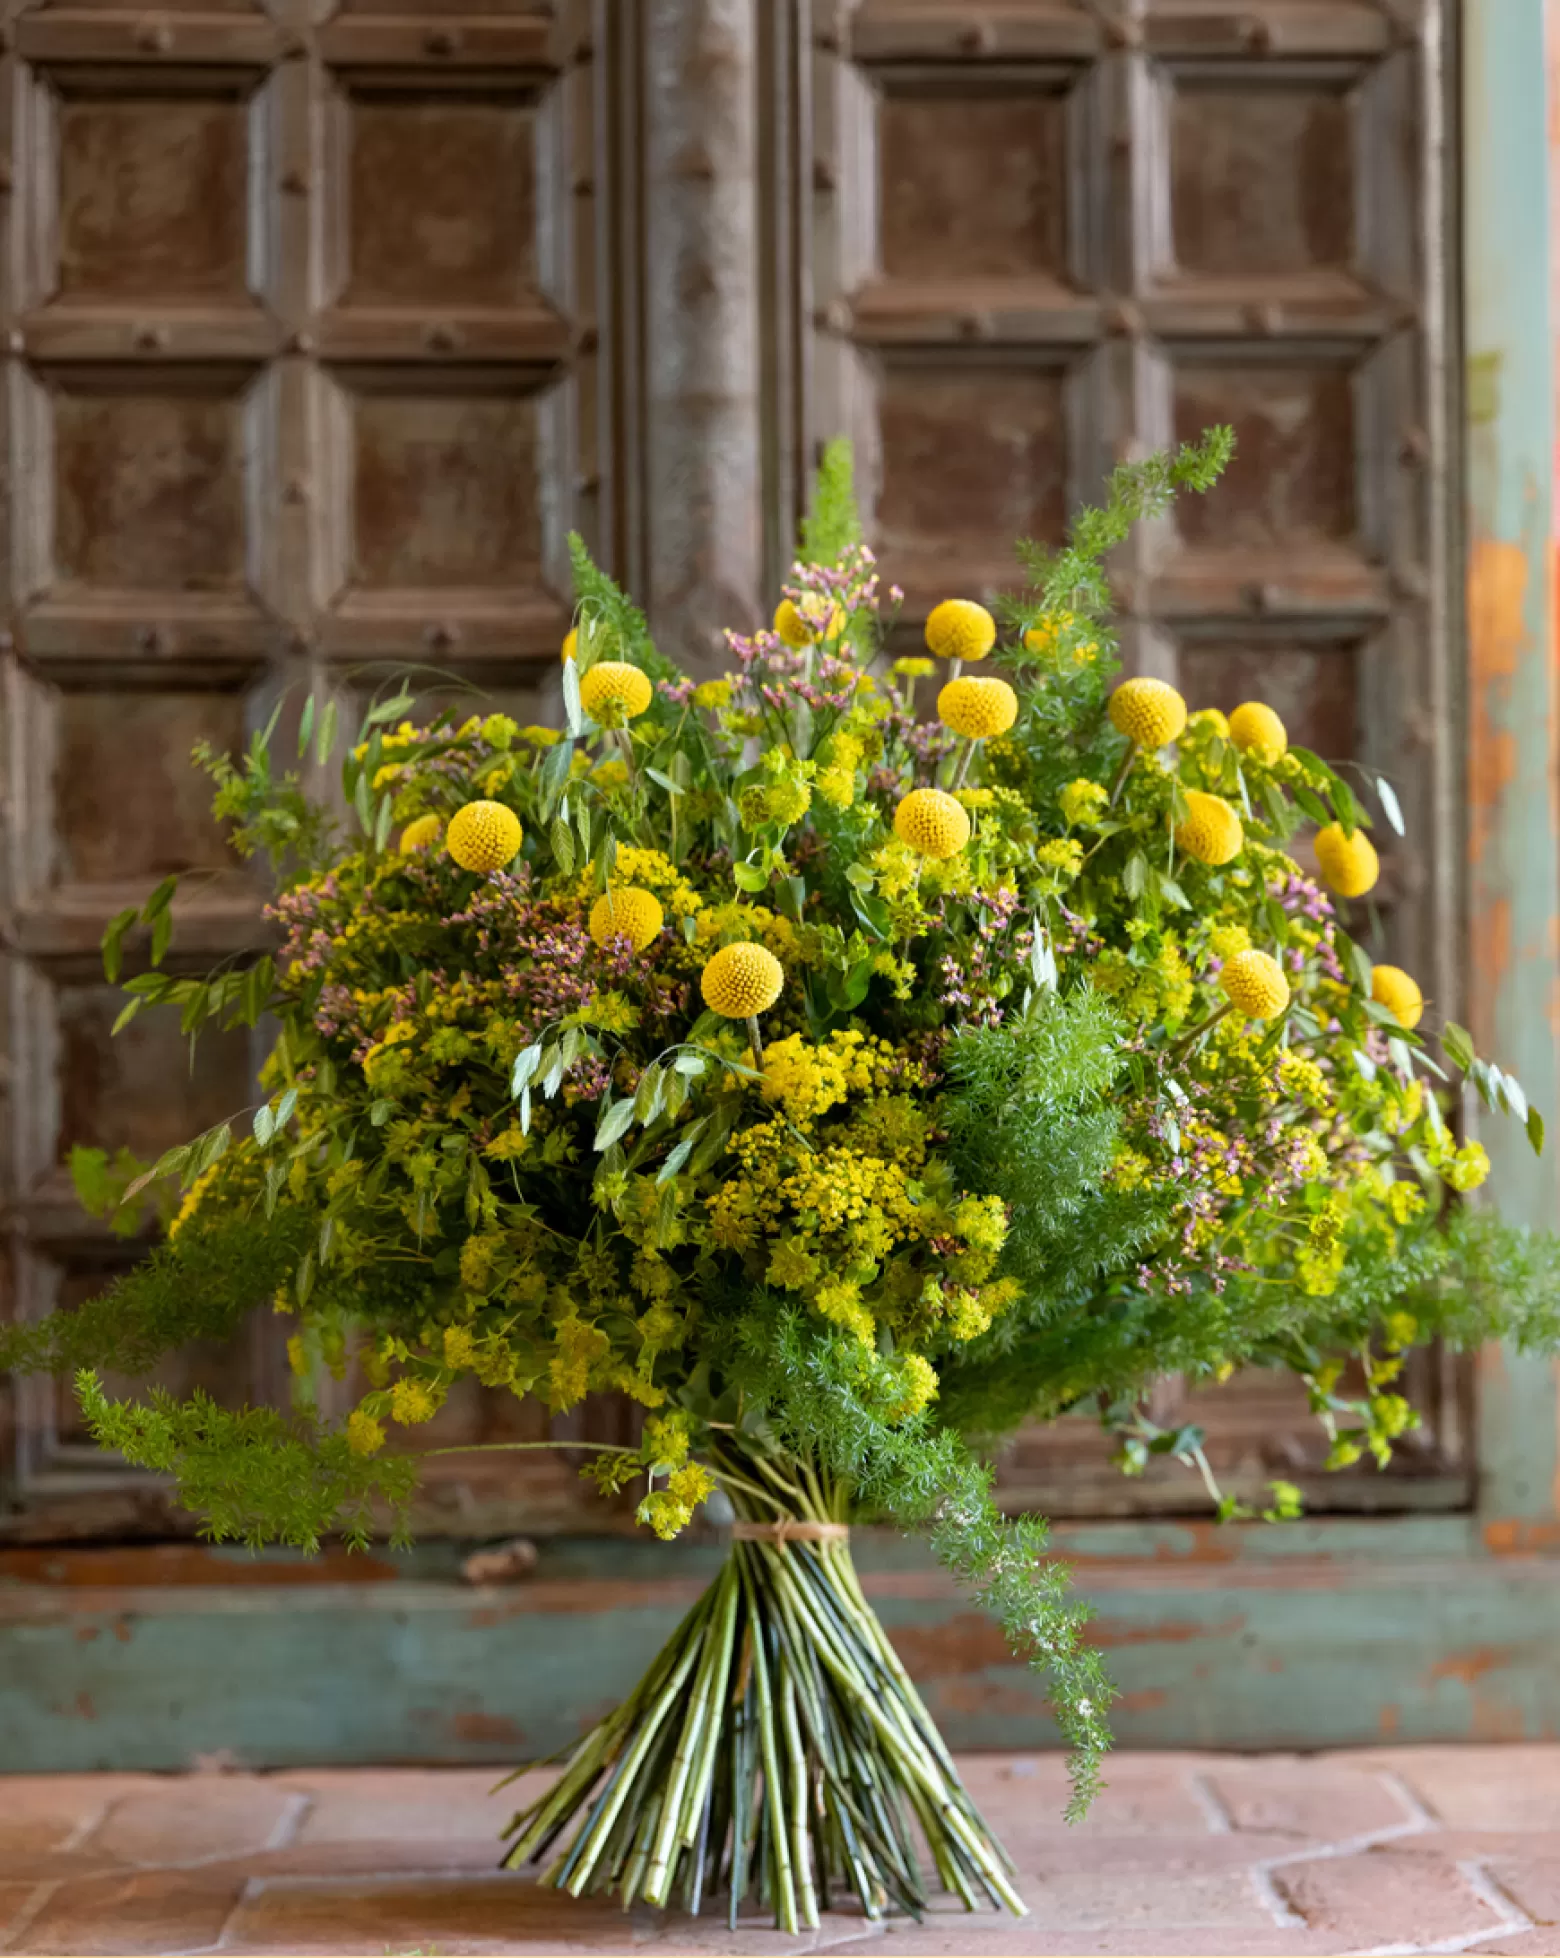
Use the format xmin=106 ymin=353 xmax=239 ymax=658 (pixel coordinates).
xmin=0 ymin=0 xmax=1465 ymax=1546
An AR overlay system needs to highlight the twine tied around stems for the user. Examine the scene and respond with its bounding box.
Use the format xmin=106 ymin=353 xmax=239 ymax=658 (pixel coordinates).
xmin=729 ymin=1519 xmax=850 ymax=1542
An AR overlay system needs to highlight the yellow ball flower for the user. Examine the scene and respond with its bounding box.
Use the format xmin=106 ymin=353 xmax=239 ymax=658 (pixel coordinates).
xmin=925 ymin=599 xmax=996 ymax=662
xmin=561 ymin=627 xmax=577 ymax=662
xmin=893 ymin=787 xmax=971 ymax=860
xmin=589 ymin=888 xmax=665 ymax=953
xmin=1315 ymin=822 xmax=1380 ymax=899
xmin=701 ymin=941 xmax=784 ymax=1019
xmin=1108 ymin=677 xmax=1188 ymax=750
xmin=1174 ymin=790 xmax=1244 ymax=866
xmin=446 ymin=799 xmax=522 ymax=873
xmin=579 ymin=660 xmax=653 ymax=726
xmin=774 ymin=598 xmax=846 ymax=648
xmin=1229 ymin=701 xmax=1289 ymax=764
xmin=1189 ymin=707 xmax=1230 ymax=739
xmin=399 ymin=813 xmax=443 ymax=855
xmin=1220 ymin=948 xmax=1291 ymax=1021
xmin=1371 ymin=963 xmax=1424 ymax=1030
xmin=938 ymin=676 xmax=1018 ymax=740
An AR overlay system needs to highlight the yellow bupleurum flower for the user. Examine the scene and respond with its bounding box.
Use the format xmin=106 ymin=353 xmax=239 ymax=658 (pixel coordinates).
xmin=1371 ymin=963 xmax=1424 ymax=1030
xmin=1174 ymin=790 xmax=1244 ymax=867
xmin=925 ymin=599 xmax=996 ymax=663
xmin=1220 ymin=948 xmax=1291 ymax=1021
xmin=579 ymin=660 xmax=653 ymax=726
xmin=447 ymin=800 xmax=522 ymax=872
xmin=1229 ymin=701 xmax=1288 ymax=764
xmin=1024 ymin=611 xmax=1097 ymax=662
xmin=1108 ymin=677 xmax=1187 ymax=750
xmin=774 ymin=598 xmax=846 ymax=648
xmin=701 ymin=942 xmax=784 ymax=1019
xmin=561 ymin=627 xmax=577 ymax=661
xmin=938 ymin=676 xmax=1018 ymax=740
xmin=589 ymin=887 xmax=665 ymax=953
xmin=1315 ymin=822 xmax=1380 ymax=898
xmin=893 ymin=787 xmax=971 ymax=860
xmin=399 ymin=813 xmax=443 ymax=855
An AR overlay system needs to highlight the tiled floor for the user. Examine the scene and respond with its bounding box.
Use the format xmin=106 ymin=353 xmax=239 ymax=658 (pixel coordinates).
xmin=1 ymin=1750 xmax=1557 ymax=1956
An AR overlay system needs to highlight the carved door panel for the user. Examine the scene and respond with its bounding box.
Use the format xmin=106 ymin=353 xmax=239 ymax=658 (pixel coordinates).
xmin=0 ymin=0 xmax=631 ymax=1541
xmin=808 ymin=0 xmax=1466 ymax=1513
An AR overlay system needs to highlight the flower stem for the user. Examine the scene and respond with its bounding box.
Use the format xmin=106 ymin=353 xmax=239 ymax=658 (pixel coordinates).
xmin=1108 ymin=740 xmax=1139 ymax=809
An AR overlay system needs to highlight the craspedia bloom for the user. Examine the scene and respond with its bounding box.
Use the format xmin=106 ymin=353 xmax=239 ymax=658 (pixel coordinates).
xmin=589 ymin=888 xmax=665 ymax=953
xmin=938 ymin=675 xmax=1018 ymax=740
xmin=893 ymin=787 xmax=971 ymax=860
xmin=1108 ymin=677 xmax=1187 ymax=750
xmin=1371 ymin=963 xmax=1424 ymax=1030
xmin=446 ymin=800 xmax=522 ymax=873
xmin=1314 ymin=822 xmax=1380 ymax=899
xmin=774 ymin=598 xmax=846 ymax=648
xmin=399 ymin=813 xmax=443 ymax=855
xmin=561 ymin=627 xmax=577 ymax=662
xmin=925 ymin=599 xmax=997 ymax=663
xmin=1229 ymin=701 xmax=1289 ymax=764
xmin=579 ymin=660 xmax=653 ymax=726
xmin=701 ymin=942 xmax=784 ymax=1019
xmin=1220 ymin=948 xmax=1291 ymax=1021
xmin=1174 ymin=790 xmax=1244 ymax=866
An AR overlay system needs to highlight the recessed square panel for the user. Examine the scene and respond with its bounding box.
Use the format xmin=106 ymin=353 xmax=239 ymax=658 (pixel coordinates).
xmin=51 ymin=373 xmax=251 ymax=591
xmin=877 ymin=361 xmax=1068 ymax=571
xmin=56 ymin=85 xmax=251 ymax=303
xmin=1178 ymin=640 xmax=1358 ymax=761
xmin=348 ymin=384 xmax=543 ymax=590
xmin=54 ymin=687 xmax=244 ymax=884
xmin=878 ymin=81 xmax=1070 ymax=281
xmin=342 ymin=91 xmax=538 ymax=309
xmin=1173 ymin=361 xmax=1356 ymax=553
xmin=1169 ymin=80 xmax=1355 ymax=278
xmin=54 ymin=982 xmax=254 ymax=1166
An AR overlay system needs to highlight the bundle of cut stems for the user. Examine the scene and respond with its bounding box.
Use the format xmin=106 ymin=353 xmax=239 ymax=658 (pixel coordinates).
xmin=499 ymin=1445 xmax=1023 ymax=1931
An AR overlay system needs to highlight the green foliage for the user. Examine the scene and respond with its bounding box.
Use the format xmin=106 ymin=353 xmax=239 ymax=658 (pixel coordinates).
xmin=0 ymin=1207 xmax=311 ymax=1379
xmin=193 ymin=725 xmax=333 ymax=872
xmin=566 ymin=531 xmax=681 ymax=687
xmin=798 ymin=437 xmax=862 ymax=567
xmin=76 ymin=1373 xmax=418 ymax=1552
xmin=68 ymin=1144 xmax=171 ymax=1238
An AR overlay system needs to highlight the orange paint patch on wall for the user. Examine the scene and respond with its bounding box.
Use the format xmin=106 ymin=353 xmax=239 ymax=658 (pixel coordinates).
xmin=1466 ymin=538 xmax=1528 ymax=889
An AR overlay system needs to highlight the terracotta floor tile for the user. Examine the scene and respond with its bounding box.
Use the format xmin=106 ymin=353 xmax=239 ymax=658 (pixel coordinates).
xmin=1198 ymin=1756 xmax=1421 ymax=1841
xmin=829 ymin=1933 xmax=1351 ymax=1958
xmin=13 ymin=1866 xmax=246 ymax=1956
xmin=277 ymin=1766 xmax=536 ymax=1847
xmin=89 ymin=1776 xmax=305 ymax=1866
xmin=0 ymin=1776 xmax=156 ymax=1859
xmin=1274 ymin=1845 xmax=1513 ymax=1946
xmin=954 ymin=1754 xmax=1211 ymax=1837
xmin=1346 ymin=1746 xmax=1560 ymax=1831
xmin=223 ymin=1871 xmax=643 ymax=1955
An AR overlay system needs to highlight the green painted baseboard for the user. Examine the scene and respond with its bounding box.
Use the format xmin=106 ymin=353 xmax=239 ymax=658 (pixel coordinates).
xmin=4 ymin=1524 xmax=1560 ymax=1772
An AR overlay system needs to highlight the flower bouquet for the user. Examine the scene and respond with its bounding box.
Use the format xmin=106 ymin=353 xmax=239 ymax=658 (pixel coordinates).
xmin=7 ymin=431 xmax=1557 ymax=1931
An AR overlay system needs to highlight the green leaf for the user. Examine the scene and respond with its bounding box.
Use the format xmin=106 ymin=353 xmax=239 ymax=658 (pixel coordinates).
xmin=1123 ymin=851 xmax=1148 ymax=900
xmin=111 ymin=997 xmax=145 ymax=1037
xmin=1292 ymin=785 xmax=1331 ymax=827
xmin=849 ymin=889 xmax=891 ymax=940
xmin=673 ymin=1053 xmax=706 ymax=1078
xmin=634 ymin=1063 xmax=665 ymax=1123
xmin=197 ymin=1124 xmax=232 ymax=1174
xmin=645 ymin=767 xmax=684 ymax=796
xmin=1442 ymin=1021 xmax=1476 ymax=1073
xmin=511 ymin=1046 xmax=543 ymax=1097
xmin=561 ymin=653 xmax=583 ymax=736
xmin=369 ymin=1100 xmax=395 ymax=1127
xmin=519 ymin=1085 xmax=532 ymax=1134
xmin=549 ymin=817 xmax=575 ymax=874
xmin=656 ymin=1122 xmax=704 ymax=1185
xmin=275 ymin=1086 xmax=298 ymax=1129
xmin=353 ymin=768 xmax=374 ymax=834
xmin=365 ymin=691 xmax=415 ymax=726
xmin=1528 ymin=1105 xmax=1546 ymax=1156
xmin=102 ymin=906 xmax=140 ymax=985
xmin=150 ymin=906 xmax=174 ymax=968
xmin=594 ymin=1096 xmax=636 ymax=1153
xmin=298 ymin=694 xmax=316 ymax=760
xmin=143 ymin=874 xmax=180 ymax=922
xmin=1330 ymin=777 xmax=1362 ymax=837
xmin=296 ymin=1250 xmax=315 ymax=1308
xmin=732 ymin=860 xmax=768 ymax=893
xmin=1336 ymin=930 xmax=1373 ymax=995
xmin=373 ymin=792 xmax=394 ymax=853
xmin=316 ymin=698 xmax=338 ymax=769
xmin=1156 ymin=873 xmax=1190 ymax=910
xmin=1375 ymin=774 xmax=1406 ymax=837
xmin=253 ymin=1104 xmax=275 ymax=1147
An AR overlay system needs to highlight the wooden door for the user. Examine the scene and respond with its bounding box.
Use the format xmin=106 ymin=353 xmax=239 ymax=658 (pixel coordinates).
xmin=806 ymin=0 xmax=1468 ymax=1517
xmin=0 ymin=0 xmax=1469 ymax=1547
